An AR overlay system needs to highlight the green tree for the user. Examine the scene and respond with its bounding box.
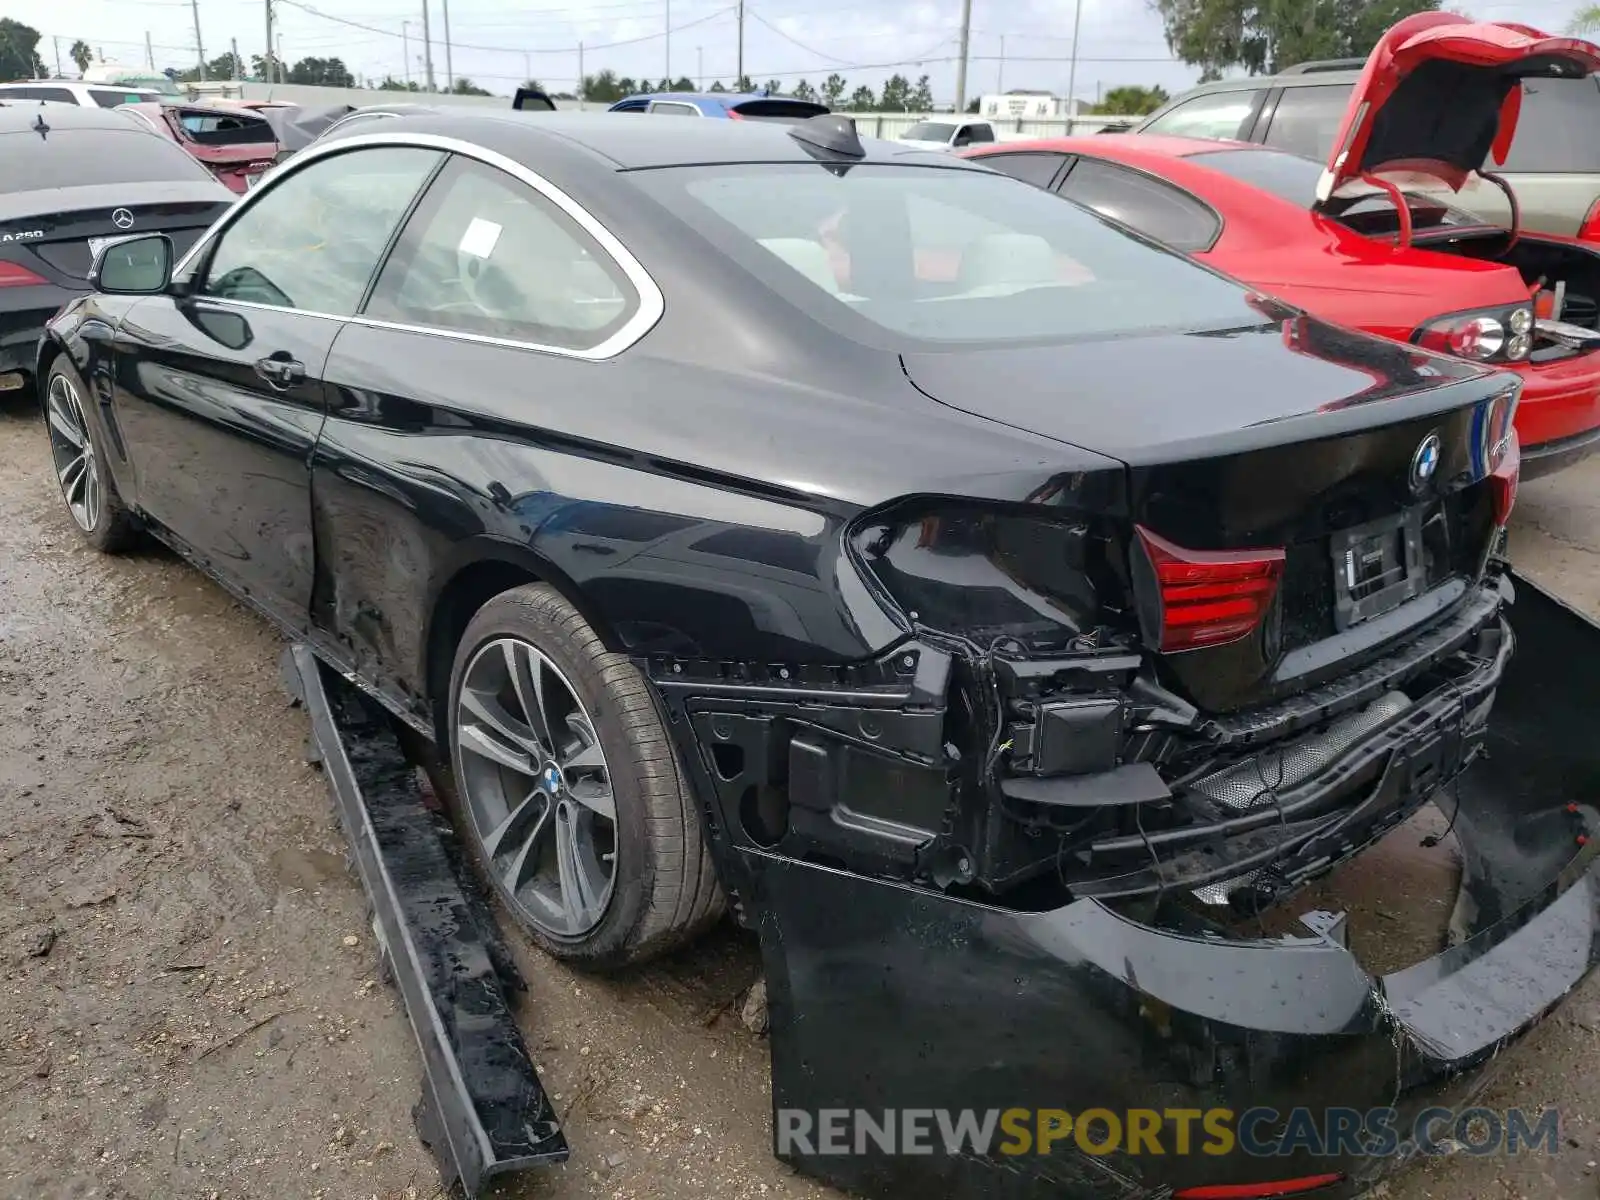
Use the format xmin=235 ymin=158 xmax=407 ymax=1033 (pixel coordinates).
xmin=616 ymin=76 xmax=639 ymax=96
xmin=821 ymin=73 xmax=847 ymax=106
xmin=879 ymin=73 xmax=911 ymax=111
xmin=377 ymin=74 xmax=420 ymax=91
xmin=451 ymin=77 xmax=492 ymax=95
xmin=735 ymin=74 xmax=755 ymax=91
xmin=0 ymin=19 xmax=46 ymax=82
xmin=287 ymin=56 xmax=355 ymax=87
xmin=763 ymin=78 xmax=782 ymax=95
xmin=522 ymin=77 xmax=544 ymax=92
xmin=1154 ymin=0 xmax=1439 ymax=80
xmin=69 ymin=39 xmax=91 ymax=75
xmin=250 ymin=53 xmax=284 ymax=82
xmin=1573 ymin=6 xmax=1600 ymax=32
xmin=178 ymin=51 xmax=244 ymax=83
xmin=671 ymin=75 xmax=696 ymax=91
xmin=847 ymin=84 xmax=875 ymax=110
xmin=582 ymin=68 xmax=625 ymax=103
xmin=965 ymin=98 xmax=980 ymax=113
xmin=909 ymin=74 xmax=934 ymax=111
xmin=708 ymin=79 xmax=727 ymax=92
xmin=791 ymin=78 xmax=816 ymax=102
xmin=1092 ymin=84 xmax=1170 ymax=116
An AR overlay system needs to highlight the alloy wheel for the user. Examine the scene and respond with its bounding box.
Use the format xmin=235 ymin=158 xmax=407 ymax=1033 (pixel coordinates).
xmin=454 ymin=637 xmax=619 ymax=939
xmin=45 ymin=373 xmax=100 ymax=534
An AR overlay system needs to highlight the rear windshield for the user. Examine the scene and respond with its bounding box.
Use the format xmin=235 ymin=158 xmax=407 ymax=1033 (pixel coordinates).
xmin=632 ymin=162 xmax=1262 ymax=345
xmin=729 ymin=99 xmax=829 ymax=124
xmin=0 ymin=126 xmax=214 ymax=192
xmin=175 ymin=108 xmax=277 ymax=144
xmin=1191 ymin=147 xmax=1487 ymax=229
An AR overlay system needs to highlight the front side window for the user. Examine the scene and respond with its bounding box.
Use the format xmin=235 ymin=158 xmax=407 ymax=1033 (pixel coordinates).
xmin=903 ymin=122 xmax=956 ymax=142
xmin=1141 ymin=90 xmax=1261 ymax=142
xmin=364 ymin=155 xmax=639 ymax=351
xmin=1496 ymin=77 xmax=1600 ymax=172
xmin=1056 ymin=158 xmax=1220 ymax=252
xmin=199 ymin=145 xmax=443 ymax=313
xmin=1260 ymin=85 xmax=1351 ymax=160
xmin=635 ymin=162 xmax=1259 ymax=345
xmin=961 ymin=124 xmax=995 ymax=145
xmin=89 ymin=89 xmax=144 ymax=108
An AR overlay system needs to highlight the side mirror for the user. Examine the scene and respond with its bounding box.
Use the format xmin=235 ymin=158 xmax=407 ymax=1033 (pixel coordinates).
xmin=90 ymin=233 xmax=174 ymax=295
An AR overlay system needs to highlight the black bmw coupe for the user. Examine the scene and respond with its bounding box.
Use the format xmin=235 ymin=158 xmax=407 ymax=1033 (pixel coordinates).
xmin=41 ymin=111 xmax=1594 ymax=1200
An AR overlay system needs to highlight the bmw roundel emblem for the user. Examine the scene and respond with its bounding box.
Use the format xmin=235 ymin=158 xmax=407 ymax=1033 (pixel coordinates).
xmin=1410 ymin=432 xmax=1442 ymax=493
xmin=543 ymin=764 xmax=563 ymax=792
xmin=111 ymin=208 xmax=135 ymax=230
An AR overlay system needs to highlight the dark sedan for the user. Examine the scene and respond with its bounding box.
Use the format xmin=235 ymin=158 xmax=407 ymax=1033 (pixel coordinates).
xmin=36 ymin=111 xmax=1599 ymax=1200
xmin=0 ymin=102 xmax=233 ymax=397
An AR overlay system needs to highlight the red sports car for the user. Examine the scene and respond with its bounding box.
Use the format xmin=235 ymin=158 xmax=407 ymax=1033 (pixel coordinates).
xmin=965 ymin=13 xmax=1600 ymax=477
xmin=117 ymin=101 xmax=282 ymax=194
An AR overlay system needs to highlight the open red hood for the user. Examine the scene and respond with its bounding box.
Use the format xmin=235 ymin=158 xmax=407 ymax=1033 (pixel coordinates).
xmin=1316 ymin=12 xmax=1600 ymax=203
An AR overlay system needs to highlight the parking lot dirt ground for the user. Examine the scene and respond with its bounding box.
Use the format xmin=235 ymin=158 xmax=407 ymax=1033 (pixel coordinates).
xmin=2 ymin=400 xmax=1600 ymax=1200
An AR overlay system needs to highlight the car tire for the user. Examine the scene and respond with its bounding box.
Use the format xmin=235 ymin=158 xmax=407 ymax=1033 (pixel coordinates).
xmin=448 ymin=583 xmax=725 ymax=970
xmin=43 ymin=361 xmax=139 ymax=553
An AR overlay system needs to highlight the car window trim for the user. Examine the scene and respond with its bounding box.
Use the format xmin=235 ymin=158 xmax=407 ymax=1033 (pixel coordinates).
xmin=972 ymin=149 xmax=1073 ymax=190
xmin=1245 ymin=87 xmax=1283 ymax=143
xmin=1055 ymin=153 xmax=1225 ymax=253
xmin=172 ymin=129 xmax=666 ymax=362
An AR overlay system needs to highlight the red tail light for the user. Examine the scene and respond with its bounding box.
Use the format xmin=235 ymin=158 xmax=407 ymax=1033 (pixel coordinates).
xmin=1134 ymin=526 xmax=1285 ymax=653
xmin=1414 ymin=304 xmax=1534 ymax=363
xmin=1579 ymin=196 xmax=1600 ymax=243
xmin=1491 ymin=430 xmax=1520 ymax=527
xmin=0 ymin=261 xmax=48 ymax=288
xmin=1174 ymin=1174 xmax=1344 ymax=1199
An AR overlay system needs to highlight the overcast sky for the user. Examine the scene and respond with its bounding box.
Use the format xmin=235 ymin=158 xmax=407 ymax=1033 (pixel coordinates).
xmin=10 ymin=0 xmax=1585 ymax=103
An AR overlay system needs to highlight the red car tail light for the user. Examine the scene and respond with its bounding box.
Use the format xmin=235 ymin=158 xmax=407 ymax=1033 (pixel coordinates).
xmin=1414 ymin=304 xmax=1534 ymax=363
xmin=0 ymin=261 xmax=48 ymax=288
xmin=1173 ymin=1173 xmax=1344 ymax=1199
xmin=1579 ymin=196 xmax=1600 ymax=243
xmin=1133 ymin=526 xmax=1286 ymax=653
xmin=1491 ymin=430 xmax=1520 ymax=527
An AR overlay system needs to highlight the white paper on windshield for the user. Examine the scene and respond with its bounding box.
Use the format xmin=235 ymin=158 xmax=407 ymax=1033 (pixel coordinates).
xmin=458 ymin=217 xmax=502 ymax=259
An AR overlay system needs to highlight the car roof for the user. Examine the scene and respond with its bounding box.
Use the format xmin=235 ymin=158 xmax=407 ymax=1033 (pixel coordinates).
xmin=974 ymin=132 xmax=1265 ymax=160
xmin=624 ymin=92 xmax=799 ymax=104
xmin=0 ymin=101 xmax=158 ymax=132
xmin=344 ymin=109 xmax=971 ymax=171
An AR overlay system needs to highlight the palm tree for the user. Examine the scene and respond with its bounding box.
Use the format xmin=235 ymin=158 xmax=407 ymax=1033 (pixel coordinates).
xmin=1572 ymin=5 xmax=1600 ymax=33
xmin=69 ymin=39 xmax=91 ymax=75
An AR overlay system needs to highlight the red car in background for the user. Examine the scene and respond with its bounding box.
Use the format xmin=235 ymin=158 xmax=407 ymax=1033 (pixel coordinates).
xmin=117 ymin=101 xmax=282 ymax=194
xmin=965 ymin=13 xmax=1600 ymax=477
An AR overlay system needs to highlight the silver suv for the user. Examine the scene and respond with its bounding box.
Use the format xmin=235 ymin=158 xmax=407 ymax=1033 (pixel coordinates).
xmin=1134 ymin=60 xmax=1600 ymax=238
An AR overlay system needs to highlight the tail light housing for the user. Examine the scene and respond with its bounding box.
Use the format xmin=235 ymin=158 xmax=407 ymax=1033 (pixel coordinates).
xmin=1132 ymin=527 xmax=1285 ymax=653
xmin=0 ymin=261 xmax=48 ymax=288
xmin=1173 ymin=1174 xmax=1344 ymax=1199
xmin=1579 ymin=195 xmax=1600 ymax=244
xmin=1414 ymin=303 xmax=1534 ymax=363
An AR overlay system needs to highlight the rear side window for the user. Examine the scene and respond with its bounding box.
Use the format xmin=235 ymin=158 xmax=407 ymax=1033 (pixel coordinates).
xmin=647 ymin=101 xmax=700 ymax=116
xmin=1056 ymin=158 xmax=1220 ymax=252
xmin=1141 ymin=90 xmax=1261 ymax=141
xmin=89 ymin=90 xmax=142 ymax=108
xmin=4 ymin=86 xmax=76 ymax=104
xmin=1496 ymin=78 xmax=1600 ymax=172
xmin=0 ymin=127 xmax=213 ymax=193
xmin=978 ymin=152 xmax=1067 ymax=188
xmin=1260 ymin=85 xmax=1350 ymax=160
xmin=364 ymin=155 xmax=639 ymax=351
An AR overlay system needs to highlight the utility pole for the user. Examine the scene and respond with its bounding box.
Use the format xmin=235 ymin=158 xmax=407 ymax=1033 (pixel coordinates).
xmin=277 ymin=33 xmax=284 ymax=81
xmin=191 ymin=0 xmax=207 ymax=79
xmin=577 ymin=41 xmax=584 ymax=109
xmin=404 ymin=22 xmax=412 ymax=85
xmin=735 ymin=0 xmax=744 ymax=89
xmin=665 ymin=0 xmax=671 ymax=85
xmin=997 ymin=34 xmax=1005 ymax=94
xmin=1064 ymin=0 xmax=1083 ymax=134
xmin=264 ymin=0 xmax=273 ymax=83
xmin=51 ymin=36 xmax=61 ymax=77
xmin=954 ymin=0 xmax=972 ymax=112
xmin=441 ymin=0 xmax=453 ymax=92
xmin=697 ymin=45 xmax=703 ymax=90
xmin=231 ymin=37 xmax=241 ymax=79
xmin=522 ymin=50 xmax=529 ymax=86
xmin=146 ymin=32 xmax=155 ymax=70
xmin=420 ymin=0 xmax=435 ymax=91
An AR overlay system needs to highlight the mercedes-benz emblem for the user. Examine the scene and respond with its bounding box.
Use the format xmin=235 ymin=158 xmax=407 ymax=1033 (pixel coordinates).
xmin=111 ymin=208 xmax=134 ymax=230
xmin=1409 ymin=432 xmax=1442 ymax=493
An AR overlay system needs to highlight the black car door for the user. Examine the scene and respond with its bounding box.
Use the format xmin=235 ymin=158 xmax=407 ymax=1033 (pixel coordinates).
xmin=108 ymin=143 xmax=445 ymax=629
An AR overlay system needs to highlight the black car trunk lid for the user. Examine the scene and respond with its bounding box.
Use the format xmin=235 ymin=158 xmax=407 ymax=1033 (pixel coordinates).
xmin=900 ymin=313 xmax=1518 ymax=713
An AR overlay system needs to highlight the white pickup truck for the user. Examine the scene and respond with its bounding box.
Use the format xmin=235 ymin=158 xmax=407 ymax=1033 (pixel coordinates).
xmin=894 ymin=118 xmax=1000 ymax=151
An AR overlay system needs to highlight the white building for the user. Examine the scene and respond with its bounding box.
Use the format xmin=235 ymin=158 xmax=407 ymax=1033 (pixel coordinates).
xmin=978 ymin=91 xmax=1092 ymax=120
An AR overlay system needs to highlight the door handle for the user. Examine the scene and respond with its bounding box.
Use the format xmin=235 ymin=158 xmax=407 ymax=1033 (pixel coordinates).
xmin=254 ymin=355 xmax=305 ymax=389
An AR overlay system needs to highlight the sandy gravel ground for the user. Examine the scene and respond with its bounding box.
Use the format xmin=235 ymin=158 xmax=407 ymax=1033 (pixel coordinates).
xmin=2 ymin=402 xmax=1598 ymax=1200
